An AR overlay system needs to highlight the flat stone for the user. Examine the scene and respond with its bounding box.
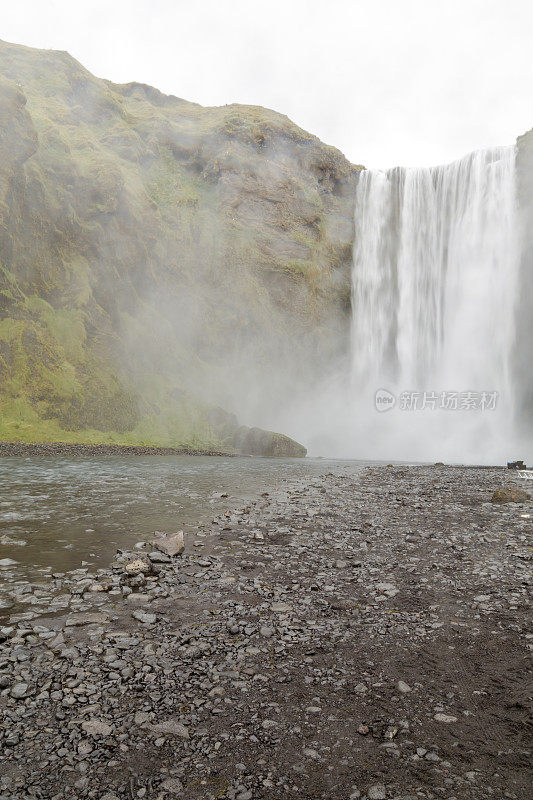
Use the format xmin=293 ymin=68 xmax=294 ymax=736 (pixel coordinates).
xmin=77 ymin=740 xmax=93 ymax=756
xmin=10 ymin=682 xmax=28 ymax=698
xmin=151 ymin=531 xmax=184 ymax=557
xmin=126 ymin=593 xmax=151 ymax=603
xmin=434 ymin=713 xmax=458 ymax=723
xmin=159 ymin=779 xmax=184 ymax=794
xmin=65 ymin=612 xmax=109 ymax=627
xmin=148 ymin=551 xmax=171 ymax=563
xmin=132 ymin=610 xmax=156 ymax=624
xmin=271 ymin=602 xmax=292 ymax=613
xmin=150 ymin=719 xmax=189 ymax=739
xmin=81 ymin=720 xmax=112 ymax=736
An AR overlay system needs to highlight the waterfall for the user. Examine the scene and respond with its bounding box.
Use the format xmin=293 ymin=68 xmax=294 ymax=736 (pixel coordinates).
xmin=350 ymin=146 xmax=523 ymax=463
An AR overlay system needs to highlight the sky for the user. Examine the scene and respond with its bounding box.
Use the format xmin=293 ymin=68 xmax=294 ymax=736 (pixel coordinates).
xmin=1 ymin=0 xmax=532 ymax=168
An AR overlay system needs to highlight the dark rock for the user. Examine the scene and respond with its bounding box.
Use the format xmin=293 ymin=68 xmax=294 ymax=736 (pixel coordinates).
xmin=232 ymin=426 xmax=306 ymax=458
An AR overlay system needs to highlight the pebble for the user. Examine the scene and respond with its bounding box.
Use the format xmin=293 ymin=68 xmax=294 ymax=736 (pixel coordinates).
xmin=434 ymin=713 xmax=458 ymax=723
xmin=159 ymin=778 xmax=184 ymax=794
xmin=397 ymin=680 xmax=411 ymax=693
xmin=81 ymin=720 xmax=112 ymax=736
xmin=150 ymin=719 xmax=189 ymax=739
xmin=10 ymin=682 xmax=28 ymax=698
xmin=132 ymin=610 xmax=157 ymax=624
xmin=270 ymin=602 xmax=292 ymax=613
xmin=367 ymin=784 xmax=387 ymax=799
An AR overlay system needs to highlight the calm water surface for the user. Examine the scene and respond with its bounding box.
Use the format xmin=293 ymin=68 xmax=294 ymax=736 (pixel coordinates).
xmin=0 ymin=455 xmax=362 ymax=583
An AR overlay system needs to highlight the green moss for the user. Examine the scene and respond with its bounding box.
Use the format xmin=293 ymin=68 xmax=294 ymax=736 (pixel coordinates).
xmin=146 ymin=146 xmax=202 ymax=207
xmin=27 ymin=296 xmax=87 ymax=362
xmin=0 ymin=38 xmax=358 ymax=451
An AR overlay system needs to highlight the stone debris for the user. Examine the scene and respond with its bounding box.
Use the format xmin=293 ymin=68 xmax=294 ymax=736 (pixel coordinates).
xmin=0 ymin=465 xmax=529 ymax=799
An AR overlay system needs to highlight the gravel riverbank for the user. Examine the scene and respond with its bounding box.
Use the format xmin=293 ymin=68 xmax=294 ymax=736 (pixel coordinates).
xmin=0 ymin=465 xmax=531 ymax=799
xmin=0 ymin=443 xmax=234 ymax=458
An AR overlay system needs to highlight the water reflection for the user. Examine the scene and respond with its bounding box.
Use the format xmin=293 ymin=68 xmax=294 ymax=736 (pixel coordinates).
xmin=0 ymin=455 xmax=360 ymax=582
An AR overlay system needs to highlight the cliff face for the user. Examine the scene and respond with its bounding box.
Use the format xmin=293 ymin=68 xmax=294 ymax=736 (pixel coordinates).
xmin=0 ymin=40 xmax=361 ymax=449
xmin=515 ymin=129 xmax=533 ymax=436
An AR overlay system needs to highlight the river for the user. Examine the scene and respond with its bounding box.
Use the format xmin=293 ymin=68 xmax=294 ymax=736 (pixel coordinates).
xmin=0 ymin=454 xmax=364 ymax=590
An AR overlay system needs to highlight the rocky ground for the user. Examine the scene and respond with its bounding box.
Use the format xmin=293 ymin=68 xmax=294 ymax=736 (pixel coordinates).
xmin=0 ymin=443 xmax=233 ymax=458
xmin=0 ymin=465 xmax=531 ymax=800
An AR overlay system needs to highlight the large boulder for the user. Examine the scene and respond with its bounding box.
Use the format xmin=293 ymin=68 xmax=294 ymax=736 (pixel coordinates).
xmin=491 ymin=487 xmax=531 ymax=503
xmin=233 ymin=425 xmax=306 ymax=457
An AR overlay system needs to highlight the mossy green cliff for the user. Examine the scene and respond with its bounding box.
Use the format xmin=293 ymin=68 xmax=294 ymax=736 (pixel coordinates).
xmin=0 ymin=40 xmax=361 ymax=452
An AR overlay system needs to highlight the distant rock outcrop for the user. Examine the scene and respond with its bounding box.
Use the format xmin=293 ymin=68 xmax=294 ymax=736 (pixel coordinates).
xmin=232 ymin=426 xmax=307 ymax=458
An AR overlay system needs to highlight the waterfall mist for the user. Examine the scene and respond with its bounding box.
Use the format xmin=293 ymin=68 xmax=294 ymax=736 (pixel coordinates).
xmin=282 ymin=146 xmax=529 ymax=464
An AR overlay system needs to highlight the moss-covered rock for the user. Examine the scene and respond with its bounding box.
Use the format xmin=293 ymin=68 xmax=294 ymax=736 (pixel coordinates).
xmin=0 ymin=39 xmax=362 ymax=450
xmin=232 ymin=426 xmax=307 ymax=458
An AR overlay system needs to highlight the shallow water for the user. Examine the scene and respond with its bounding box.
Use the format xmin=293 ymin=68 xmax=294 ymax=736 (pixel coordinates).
xmin=0 ymin=454 xmax=362 ymax=585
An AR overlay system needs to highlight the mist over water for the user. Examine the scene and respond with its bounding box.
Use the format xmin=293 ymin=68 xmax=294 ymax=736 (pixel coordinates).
xmin=347 ymin=146 xmax=523 ymax=463
xmin=278 ymin=146 xmax=529 ymax=463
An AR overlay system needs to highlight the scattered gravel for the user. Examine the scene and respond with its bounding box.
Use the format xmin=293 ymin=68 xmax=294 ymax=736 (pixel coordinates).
xmin=0 ymin=464 xmax=531 ymax=799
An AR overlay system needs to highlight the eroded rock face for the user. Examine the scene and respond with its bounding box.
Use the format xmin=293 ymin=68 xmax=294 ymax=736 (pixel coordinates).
xmin=0 ymin=40 xmax=361 ymax=449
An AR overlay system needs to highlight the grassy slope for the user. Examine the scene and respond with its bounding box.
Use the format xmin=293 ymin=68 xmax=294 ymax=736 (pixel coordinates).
xmin=0 ymin=40 xmax=361 ymax=449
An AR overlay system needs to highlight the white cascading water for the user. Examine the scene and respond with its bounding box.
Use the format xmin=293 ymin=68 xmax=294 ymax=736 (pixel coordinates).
xmin=350 ymin=146 xmax=521 ymax=463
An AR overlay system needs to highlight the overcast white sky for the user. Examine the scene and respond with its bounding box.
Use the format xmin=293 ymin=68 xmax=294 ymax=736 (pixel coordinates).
xmin=2 ymin=0 xmax=532 ymax=168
